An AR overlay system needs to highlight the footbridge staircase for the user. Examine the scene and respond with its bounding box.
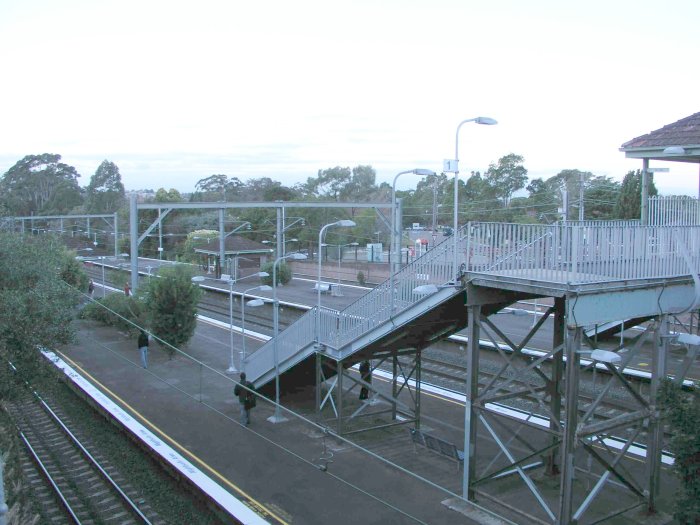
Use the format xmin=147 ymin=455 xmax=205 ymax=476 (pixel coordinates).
xmin=245 ymin=228 xmax=489 ymax=391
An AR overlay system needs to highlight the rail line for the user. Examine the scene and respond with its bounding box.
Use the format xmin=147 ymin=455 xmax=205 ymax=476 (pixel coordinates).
xmin=6 ymin=387 xmax=161 ymax=525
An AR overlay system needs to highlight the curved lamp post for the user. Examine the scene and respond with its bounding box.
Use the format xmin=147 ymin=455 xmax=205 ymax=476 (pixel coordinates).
xmin=453 ymin=117 xmax=497 ymax=280
xmin=268 ymin=252 xmax=308 ymax=423
xmin=390 ymin=169 xmax=436 ymax=311
xmin=240 ymin=284 xmax=272 ymax=373
xmin=316 ymin=220 xmax=356 ymax=345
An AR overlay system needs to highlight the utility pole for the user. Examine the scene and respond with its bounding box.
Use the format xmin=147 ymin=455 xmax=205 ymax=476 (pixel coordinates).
xmin=578 ymin=172 xmax=585 ymax=221
xmin=560 ymin=187 xmax=569 ymax=222
xmin=431 ymin=178 xmax=438 ymax=237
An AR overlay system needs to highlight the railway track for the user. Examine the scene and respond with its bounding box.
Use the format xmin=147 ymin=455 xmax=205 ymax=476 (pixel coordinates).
xmin=6 ymin=389 xmax=162 ymax=525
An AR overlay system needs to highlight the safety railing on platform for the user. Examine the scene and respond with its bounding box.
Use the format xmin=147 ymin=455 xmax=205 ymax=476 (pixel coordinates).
xmin=466 ymin=222 xmax=700 ymax=285
xmin=649 ymin=195 xmax=700 ymax=226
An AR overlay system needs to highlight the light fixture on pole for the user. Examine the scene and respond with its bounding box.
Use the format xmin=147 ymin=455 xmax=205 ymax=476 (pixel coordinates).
xmin=224 ymin=271 xmax=269 ymax=374
xmin=240 ymin=284 xmax=272 ymax=373
xmin=447 ymin=116 xmax=497 ymax=281
xmin=390 ymin=169 xmax=436 ymax=311
xmin=269 ymin=252 xmax=308 ymax=423
xmin=316 ymin=220 xmax=356 ymax=345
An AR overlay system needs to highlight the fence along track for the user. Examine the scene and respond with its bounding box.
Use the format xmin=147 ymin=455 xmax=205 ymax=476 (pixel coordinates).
xmin=7 ymin=390 xmax=161 ymax=525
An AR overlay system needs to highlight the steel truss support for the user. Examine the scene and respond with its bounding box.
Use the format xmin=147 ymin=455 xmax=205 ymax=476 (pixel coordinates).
xmin=461 ymin=290 xmax=674 ymax=524
xmin=315 ymin=350 xmax=422 ymax=435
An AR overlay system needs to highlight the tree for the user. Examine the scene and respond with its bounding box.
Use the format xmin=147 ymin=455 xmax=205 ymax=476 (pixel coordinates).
xmin=143 ymin=265 xmax=202 ymax=356
xmin=0 ymin=232 xmax=86 ymax=399
xmin=154 ymin=188 xmax=184 ymax=203
xmin=484 ymin=154 xmax=528 ymax=208
xmin=658 ymin=380 xmax=700 ymax=523
xmin=0 ymin=154 xmax=83 ymax=216
xmin=85 ymin=160 xmax=126 ymax=213
xmin=261 ymin=261 xmax=291 ymax=286
xmin=613 ymin=170 xmax=658 ymax=219
xmin=584 ymin=176 xmax=620 ymax=220
xmin=191 ymin=174 xmax=228 ymax=202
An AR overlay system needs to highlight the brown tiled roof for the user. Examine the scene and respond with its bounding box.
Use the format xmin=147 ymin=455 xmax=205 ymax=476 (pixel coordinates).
xmin=621 ymin=112 xmax=700 ymax=149
xmin=193 ymin=235 xmax=272 ymax=255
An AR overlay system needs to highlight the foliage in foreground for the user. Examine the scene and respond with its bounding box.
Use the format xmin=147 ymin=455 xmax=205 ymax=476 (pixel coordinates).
xmin=0 ymin=232 xmax=86 ymax=399
xmin=658 ymin=380 xmax=700 ymax=524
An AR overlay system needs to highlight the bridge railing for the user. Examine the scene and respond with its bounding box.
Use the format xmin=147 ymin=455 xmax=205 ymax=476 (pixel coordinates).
xmin=466 ymin=222 xmax=700 ymax=284
xmin=245 ymin=228 xmax=465 ymax=380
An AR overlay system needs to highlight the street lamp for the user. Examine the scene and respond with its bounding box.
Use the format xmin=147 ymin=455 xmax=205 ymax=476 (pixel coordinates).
xmin=316 ymin=220 xmax=356 ymax=344
xmin=391 ymin=169 xmax=436 ymax=310
xmin=240 ymin=284 xmax=272 ymax=373
xmin=223 ymin=271 xmax=269 ymax=374
xmin=269 ymin=252 xmax=308 ymax=423
xmin=451 ymin=116 xmax=497 ymax=280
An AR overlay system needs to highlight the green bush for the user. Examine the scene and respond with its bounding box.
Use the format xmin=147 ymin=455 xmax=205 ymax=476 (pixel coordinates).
xmin=79 ymin=293 xmax=144 ymax=334
xmin=143 ymin=265 xmax=201 ymax=356
xmin=357 ymin=271 xmax=366 ymax=286
xmin=658 ymin=379 xmax=700 ymax=523
xmin=261 ymin=261 xmax=291 ymax=286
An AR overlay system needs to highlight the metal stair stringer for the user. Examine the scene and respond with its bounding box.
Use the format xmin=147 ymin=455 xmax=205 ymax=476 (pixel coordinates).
xmin=245 ymin=227 xmax=469 ymax=390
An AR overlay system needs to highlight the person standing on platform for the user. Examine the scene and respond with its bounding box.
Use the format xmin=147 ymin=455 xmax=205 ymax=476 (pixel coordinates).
xmin=138 ymin=330 xmax=149 ymax=369
xmin=234 ymin=372 xmax=256 ymax=426
xmin=88 ymin=279 xmax=95 ymax=297
xmin=359 ymin=360 xmax=371 ymax=400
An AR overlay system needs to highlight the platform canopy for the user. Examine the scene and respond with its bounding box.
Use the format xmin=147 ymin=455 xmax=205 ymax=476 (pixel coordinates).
xmin=620 ymin=111 xmax=700 ymax=164
xmin=620 ymin=112 xmax=700 ymax=222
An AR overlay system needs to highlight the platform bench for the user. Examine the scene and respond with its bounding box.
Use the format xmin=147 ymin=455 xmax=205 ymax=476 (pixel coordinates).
xmin=313 ymin=282 xmax=336 ymax=293
xmin=409 ymin=428 xmax=464 ymax=470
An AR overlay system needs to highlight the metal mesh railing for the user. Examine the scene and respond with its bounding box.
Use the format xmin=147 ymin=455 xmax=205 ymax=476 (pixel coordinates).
xmin=245 ymin=230 xmax=464 ymax=379
xmin=466 ymin=222 xmax=700 ymax=284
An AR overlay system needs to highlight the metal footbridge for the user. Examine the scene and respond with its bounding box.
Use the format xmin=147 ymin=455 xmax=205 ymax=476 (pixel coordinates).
xmin=246 ymin=221 xmax=700 ymax=390
xmin=245 ymin=227 xmax=479 ymax=390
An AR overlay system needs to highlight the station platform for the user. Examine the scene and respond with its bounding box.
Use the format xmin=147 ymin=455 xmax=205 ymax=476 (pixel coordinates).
xmin=55 ymin=317 xmax=494 ymax=524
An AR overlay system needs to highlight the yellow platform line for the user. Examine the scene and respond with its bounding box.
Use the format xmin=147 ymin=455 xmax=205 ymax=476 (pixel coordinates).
xmin=57 ymin=351 xmax=288 ymax=525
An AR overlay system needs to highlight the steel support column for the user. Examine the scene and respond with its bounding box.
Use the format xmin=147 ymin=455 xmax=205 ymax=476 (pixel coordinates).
xmin=415 ymin=350 xmax=422 ymax=430
xmin=559 ymin=326 xmax=581 ymax=524
xmin=462 ymin=304 xmax=481 ymax=501
xmin=392 ymin=353 xmax=398 ymax=421
xmin=337 ymin=358 xmax=344 ymax=434
xmin=315 ymin=352 xmax=322 ymax=418
xmin=548 ymin=297 xmax=565 ymax=476
xmin=129 ymin=194 xmax=139 ymax=293
xmin=218 ymin=208 xmax=225 ymax=278
xmin=646 ymin=314 xmax=668 ymax=513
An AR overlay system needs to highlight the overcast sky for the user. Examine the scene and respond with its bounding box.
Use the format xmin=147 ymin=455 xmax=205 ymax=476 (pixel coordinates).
xmin=1 ymin=0 xmax=698 ymax=196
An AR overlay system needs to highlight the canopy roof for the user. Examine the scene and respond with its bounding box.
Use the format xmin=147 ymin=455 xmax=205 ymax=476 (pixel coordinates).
xmin=620 ymin=112 xmax=700 ymax=164
xmin=193 ymin=235 xmax=272 ymax=256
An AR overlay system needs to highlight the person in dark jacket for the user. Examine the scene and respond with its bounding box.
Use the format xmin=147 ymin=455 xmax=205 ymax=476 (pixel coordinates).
xmin=234 ymin=372 xmax=256 ymax=426
xmin=88 ymin=279 xmax=95 ymax=297
xmin=359 ymin=360 xmax=371 ymax=400
xmin=137 ymin=330 xmax=149 ymax=369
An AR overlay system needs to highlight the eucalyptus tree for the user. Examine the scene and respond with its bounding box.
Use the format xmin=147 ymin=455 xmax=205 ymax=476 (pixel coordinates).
xmin=85 ymin=160 xmax=126 ymax=213
xmin=0 ymin=153 xmax=83 ymax=216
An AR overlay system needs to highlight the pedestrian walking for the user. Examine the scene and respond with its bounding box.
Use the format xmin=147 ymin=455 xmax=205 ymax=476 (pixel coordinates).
xmin=138 ymin=330 xmax=149 ymax=369
xmin=88 ymin=279 xmax=95 ymax=297
xmin=124 ymin=283 xmax=131 ymax=296
xmin=359 ymin=360 xmax=371 ymax=400
xmin=233 ymin=372 xmax=256 ymax=426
